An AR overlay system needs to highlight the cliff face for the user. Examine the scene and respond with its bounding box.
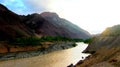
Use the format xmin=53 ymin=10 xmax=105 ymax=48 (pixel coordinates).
xmin=0 ymin=4 xmax=91 ymax=41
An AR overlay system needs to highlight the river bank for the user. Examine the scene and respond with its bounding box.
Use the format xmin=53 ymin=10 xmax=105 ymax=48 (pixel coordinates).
xmin=0 ymin=43 xmax=89 ymax=67
xmin=75 ymin=25 xmax=120 ymax=67
xmin=0 ymin=42 xmax=76 ymax=61
xmin=75 ymin=46 xmax=120 ymax=67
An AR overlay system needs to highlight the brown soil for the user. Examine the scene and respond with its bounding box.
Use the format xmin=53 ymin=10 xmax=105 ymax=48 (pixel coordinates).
xmin=0 ymin=41 xmax=53 ymax=53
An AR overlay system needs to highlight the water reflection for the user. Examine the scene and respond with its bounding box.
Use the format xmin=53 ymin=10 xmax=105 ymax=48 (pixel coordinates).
xmin=0 ymin=42 xmax=90 ymax=67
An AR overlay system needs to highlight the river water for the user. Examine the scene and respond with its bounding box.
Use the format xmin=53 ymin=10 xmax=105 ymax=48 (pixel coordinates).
xmin=0 ymin=42 xmax=90 ymax=67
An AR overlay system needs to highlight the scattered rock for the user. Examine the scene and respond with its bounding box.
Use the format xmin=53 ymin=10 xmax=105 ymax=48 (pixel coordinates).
xmin=76 ymin=60 xmax=83 ymax=65
xmin=67 ymin=64 xmax=74 ymax=67
xmin=109 ymin=59 xmax=118 ymax=63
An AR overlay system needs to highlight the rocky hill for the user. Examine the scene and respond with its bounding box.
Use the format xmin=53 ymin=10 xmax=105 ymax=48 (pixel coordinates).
xmin=76 ymin=25 xmax=120 ymax=67
xmin=84 ymin=25 xmax=120 ymax=53
xmin=0 ymin=4 xmax=91 ymax=41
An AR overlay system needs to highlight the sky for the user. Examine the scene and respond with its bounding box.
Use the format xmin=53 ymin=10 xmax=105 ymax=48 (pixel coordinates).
xmin=0 ymin=0 xmax=120 ymax=34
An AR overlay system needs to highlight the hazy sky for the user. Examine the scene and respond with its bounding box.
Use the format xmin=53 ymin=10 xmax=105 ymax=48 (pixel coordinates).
xmin=0 ymin=0 xmax=120 ymax=34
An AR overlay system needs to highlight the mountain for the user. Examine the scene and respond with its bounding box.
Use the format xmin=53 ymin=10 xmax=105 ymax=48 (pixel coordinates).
xmin=0 ymin=4 xmax=33 ymax=41
xmin=0 ymin=4 xmax=91 ymax=41
xmin=22 ymin=12 xmax=91 ymax=39
xmin=76 ymin=25 xmax=120 ymax=67
xmin=101 ymin=25 xmax=120 ymax=36
xmin=84 ymin=25 xmax=120 ymax=53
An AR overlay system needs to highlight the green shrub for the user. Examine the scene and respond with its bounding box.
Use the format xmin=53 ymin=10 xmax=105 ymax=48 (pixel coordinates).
xmin=10 ymin=37 xmax=42 ymax=46
xmin=84 ymin=38 xmax=93 ymax=43
xmin=72 ymin=43 xmax=77 ymax=47
xmin=71 ymin=39 xmax=84 ymax=42
xmin=9 ymin=36 xmax=88 ymax=46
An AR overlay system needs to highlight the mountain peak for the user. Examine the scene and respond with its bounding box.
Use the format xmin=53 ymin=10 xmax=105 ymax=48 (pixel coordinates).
xmin=40 ymin=12 xmax=59 ymax=17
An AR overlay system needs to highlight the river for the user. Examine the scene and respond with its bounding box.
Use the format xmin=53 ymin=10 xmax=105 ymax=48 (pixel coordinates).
xmin=0 ymin=42 xmax=90 ymax=67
